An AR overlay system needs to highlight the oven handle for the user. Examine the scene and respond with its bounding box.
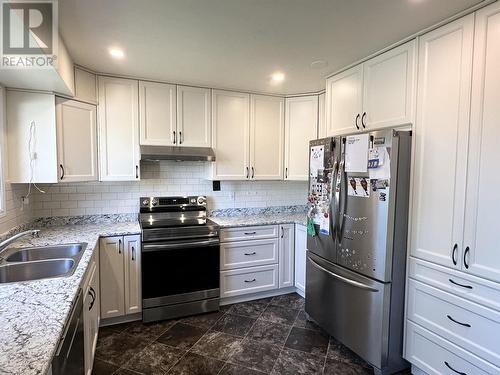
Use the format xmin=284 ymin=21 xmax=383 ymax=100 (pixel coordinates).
xmin=142 ymin=238 xmax=220 ymax=252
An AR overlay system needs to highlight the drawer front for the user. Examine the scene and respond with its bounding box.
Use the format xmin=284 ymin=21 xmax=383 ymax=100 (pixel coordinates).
xmin=408 ymin=279 xmax=500 ymax=367
xmin=220 ymin=265 xmax=278 ymax=298
xmin=409 ymin=257 xmax=500 ymax=311
xmin=221 ymin=239 xmax=278 ymax=270
xmin=220 ymin=225 xmax=279 ymax=242
xmin=406 ymin=321 xmax=500 ymax=375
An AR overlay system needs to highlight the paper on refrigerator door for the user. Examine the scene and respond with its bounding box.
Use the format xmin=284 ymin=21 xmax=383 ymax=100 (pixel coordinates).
xmin=368 ymin=147 xmax=391 ymax=180
xmin=310 ymin=145 xmax=324 ymax=177
xmin=345 ymin=134 xmax=369 ymax=172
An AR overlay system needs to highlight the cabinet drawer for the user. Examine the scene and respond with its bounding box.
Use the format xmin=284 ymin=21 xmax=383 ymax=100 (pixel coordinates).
xmin=408 ymin=279 xmax=500 ymax=367
xmin=405 ymin=321 xmax=500 ymax=375
xmin=220 ymin=264 xmax=278 ymax=298
xmin=409 ymin=257 xmax=500 ymax=311
xmin=220 ymin=225 xmax=278 ymax=242
xmin=221 ymin=239 xmax=278 ymax=270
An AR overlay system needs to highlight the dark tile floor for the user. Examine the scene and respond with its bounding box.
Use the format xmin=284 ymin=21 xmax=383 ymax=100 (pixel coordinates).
xmin=93 ymin=293 xmax=411 ymax=375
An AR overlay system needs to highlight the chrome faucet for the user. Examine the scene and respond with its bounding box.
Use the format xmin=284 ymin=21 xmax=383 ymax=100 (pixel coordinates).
xmin=0 ymin=230 xmax=40 ymax=258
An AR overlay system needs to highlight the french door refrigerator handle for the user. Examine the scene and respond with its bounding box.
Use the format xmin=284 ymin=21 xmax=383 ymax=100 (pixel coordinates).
xmin=336 ymin=156 xmax=347 ymax=243
xmin=330 ymin=159 xmax=339 ymax=237
xmin=309 ymin=257 xmax=379 ymax=292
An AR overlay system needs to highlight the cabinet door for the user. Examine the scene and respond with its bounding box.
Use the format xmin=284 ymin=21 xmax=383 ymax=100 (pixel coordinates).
xmin=294 ymin=224 xmax=307 ymax=294
xmin=463 ymin=2 xmax=500 ymax=283
xmin=318 ymin=92 xmax=326 ymax=138
xmin=124 ymin=235 xmax=141 ymax=314
xmin=99 ymin=237 xmax=125 ymax=318
xmin=409 ymin=15 xmax=474 ymax=269
xmin=98 ymin=76 xmax=140 ymax=181
xmin=56 ymin=98 xmax=98 ymax=182
xmin=139 ymin=81 xmax=176 ymax=146
xmin=284 ymin=95 xmax=318 ymax=181
xmin=279 ymin=224 xmax=295 ymax=288
xmin=212 ymin=90 xmax=250 ymax=180
xmin=177 ymin=86 xmax=211 ymax=147
xmin=325 ymin=65 xmax=363 ymax=136
xmin=83 ymin=259 xmax=99 ymax=375
xmin=362 ymin=40 xmax=416 ymax=130
xmin=74 ymin=67 xmax=97 ymax=104
xmin=250 ymin=94 xmax=284 ymax=180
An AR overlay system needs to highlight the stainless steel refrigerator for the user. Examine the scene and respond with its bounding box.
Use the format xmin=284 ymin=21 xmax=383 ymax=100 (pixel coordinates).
xmin=305 ymin=129 xmax=411 ymax=375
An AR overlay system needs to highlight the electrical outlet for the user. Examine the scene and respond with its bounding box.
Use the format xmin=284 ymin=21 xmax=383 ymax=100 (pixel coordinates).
xmin=21 ymin=196 xmax=29 ymax=205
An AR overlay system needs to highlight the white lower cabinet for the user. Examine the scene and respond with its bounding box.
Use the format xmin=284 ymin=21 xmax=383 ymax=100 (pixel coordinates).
xmin=294 ymin=224 xmax=307 ymax=294
xmin=279 ymin=224 xmax=295 ymax=288
xmin=99 ymin=235 xmax=141 ymax=319
xmin=406 ymin=321 xmax=499 ymax=375
xmin=219 ymin=224 xmax=298 ymax=300
xmin=83 ymin=250 xmax=99 ymax=375
xmin=220 ymin=264 xmax=279 ymax=298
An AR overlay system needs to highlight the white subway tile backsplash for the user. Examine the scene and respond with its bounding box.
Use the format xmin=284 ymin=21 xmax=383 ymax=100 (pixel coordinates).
xmin=30 ymin=161 xmax=308 ymax=218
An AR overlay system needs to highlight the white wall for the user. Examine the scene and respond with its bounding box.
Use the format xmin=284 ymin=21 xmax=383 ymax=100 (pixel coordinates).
xmin=31 ymin=161 xmax=308 ymax=218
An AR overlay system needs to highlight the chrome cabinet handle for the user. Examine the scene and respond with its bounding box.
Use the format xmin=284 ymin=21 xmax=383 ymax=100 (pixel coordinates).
xmin=135 ymin=165 xmax=139 ymax=179
xmin=244 ymin=232 xmax=256 ymax=235
xmin=445 ymin=361 xmax=467 ymax=375
xmin=285 ymin=167 xmax=288 ymax=179
xmin=173 ymin=131 xmax=176 ymax=144
xmin=310 ymin=257 xmax=379 ymax=292
xmin=246 ymin=166 xmax=249 ymax=179
xmin=452 ymin=243 xmax=458 ymax=265
xmin=179 ymin=131 xmax=183 ymax=144
xmin=361 ymin=112 xmax=367 ymax=128
xmin=449 ymin=278 xmax=473 ymax=290
xmin=244 ymin=252 xmax=256 ymax=256
xmin=118 ymin=239 xmax=122 ymax=254
xmin=447 ymin=314 xmax=471 ymax=328
xmin=281 ymin=227 xmax=284 ymax=238
xmin=88 ymin=287 xmax=96 ymax=311
xmin=355 ymin=114 xmax=360 ymax=130
xmin=244 ymin=278 xmax=256 ymax=283
xmin=131 ymin=246 xmax=135 ymax=261
xmin=251 ymin=167 xmax=254 ymax=179
xmin=464 ymin=247 xmax=470 ymax=269
xmin=60 ymin=164 xmax=65 ymax=180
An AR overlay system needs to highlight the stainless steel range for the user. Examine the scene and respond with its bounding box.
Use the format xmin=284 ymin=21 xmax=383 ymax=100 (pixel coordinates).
xmin=139 ymin=196 xmax=220 ymax=323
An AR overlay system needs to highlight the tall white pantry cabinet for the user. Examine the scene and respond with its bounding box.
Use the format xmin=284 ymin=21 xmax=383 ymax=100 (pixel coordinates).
xmin=405 ymin=3 xmax=500 ymax=375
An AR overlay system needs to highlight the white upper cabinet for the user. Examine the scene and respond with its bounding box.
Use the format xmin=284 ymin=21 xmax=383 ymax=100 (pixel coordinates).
xmin=362 ymin=40 xmax=416 ymax=129
xmin=98 ymin=76 xmax=140 ymax=181
xmin=409 ymin=15 xmax=474 ymax=269
xmin=6 ymin=91 xmax=58 ymax=183
xmin=139 ymin=81 xmax=176 ymax=146
xmin=56 ymin=98 xmax=98 ymax=182
xmin=325 ymin=40 xmax=416 ymax=136
xmin=284 ymin=95 xmax=318 ymax=181
xmin=325 ymin=65 xmax=363 ymax=136
xmin=250 ymin=95 xmax=284 ymax=180
xmin=74 ymin=67 xmax=97 ymax=104
xmin=177 ymin=86 xmax=211 ymax=148
xmin=463 ymin=2 xmax=500 ymax=283
xmin=318 ymin=92 xmax=326 ymax=138
xmin=211 ymin=90 xmax=250 ymax=180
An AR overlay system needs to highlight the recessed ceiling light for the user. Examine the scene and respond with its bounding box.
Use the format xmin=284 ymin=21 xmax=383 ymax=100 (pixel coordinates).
xmin=271 ymin=72 xmax=285 ymax=82
xmin=310 ymin=60 xmax=328 ymax=69
xmin=109 ymin=48 xmax=125 ymax=59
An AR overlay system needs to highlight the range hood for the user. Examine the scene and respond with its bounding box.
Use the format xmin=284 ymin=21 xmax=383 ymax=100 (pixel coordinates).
xmin=140 ymin=145 xmax=216 ymax=162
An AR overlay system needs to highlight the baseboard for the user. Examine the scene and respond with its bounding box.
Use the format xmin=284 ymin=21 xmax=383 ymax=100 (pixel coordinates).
xmin=295 ymin=287 xmax=305 ymax=298
xmin=411 ymin=365 xmax=426 ymax=375
xmin=100 ymin=312 xmax=142 ymax=327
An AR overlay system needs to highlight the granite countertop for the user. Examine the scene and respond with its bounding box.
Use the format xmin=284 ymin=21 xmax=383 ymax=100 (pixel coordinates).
xmin=0 ymin=221 xmax=140 ymax=375
xmin=210 ymin=212 xmax=307 ymax=228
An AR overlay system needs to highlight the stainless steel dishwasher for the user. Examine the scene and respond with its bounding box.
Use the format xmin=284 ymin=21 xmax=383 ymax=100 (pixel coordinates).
xmin=52 ymin=289 xmax=85 ymax=375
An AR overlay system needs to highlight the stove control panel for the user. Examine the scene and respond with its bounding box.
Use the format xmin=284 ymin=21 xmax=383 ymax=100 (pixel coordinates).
xmin=140 ymin=196 xmax=207 ymax=208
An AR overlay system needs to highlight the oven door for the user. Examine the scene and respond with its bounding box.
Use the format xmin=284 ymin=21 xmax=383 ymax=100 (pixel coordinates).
xmin=142 ymin=238 xmax=220 ymax=309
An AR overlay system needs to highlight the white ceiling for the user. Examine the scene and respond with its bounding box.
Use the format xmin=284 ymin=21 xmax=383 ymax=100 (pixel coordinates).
xmin=60 ymin=0 xmax=484 ymax=95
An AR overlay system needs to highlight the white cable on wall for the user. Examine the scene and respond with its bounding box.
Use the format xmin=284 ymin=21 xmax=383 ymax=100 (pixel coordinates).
xmin=25 ymin=120 xmax=45 ymax=198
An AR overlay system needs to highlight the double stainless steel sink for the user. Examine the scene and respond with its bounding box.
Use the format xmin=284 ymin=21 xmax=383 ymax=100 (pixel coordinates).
xmin=0 ymin=243 xmax=87 ymax=284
